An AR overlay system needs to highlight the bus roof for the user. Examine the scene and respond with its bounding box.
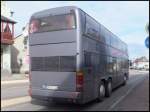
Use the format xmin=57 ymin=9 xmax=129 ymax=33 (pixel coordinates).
xmin=31 ymin=6 xmax=127 ymax=48
xmin=31 ymin=6 xmax=78 ymax=18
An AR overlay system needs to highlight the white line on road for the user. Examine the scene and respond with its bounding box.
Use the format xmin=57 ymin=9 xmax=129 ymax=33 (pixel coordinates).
xmin=1 ymin=80 xmax=29 ymax=85
xmin=108 ymin=76 xmax=147 ymax=110
xmin=108 ymin=85 xmax=135 ymax=110
xmin=1 ymin=96 xmax=31 ymax=108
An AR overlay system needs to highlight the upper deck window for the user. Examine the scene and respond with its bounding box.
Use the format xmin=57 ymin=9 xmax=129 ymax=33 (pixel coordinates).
xmin=29 ymin=13 xmax=76 ymax=33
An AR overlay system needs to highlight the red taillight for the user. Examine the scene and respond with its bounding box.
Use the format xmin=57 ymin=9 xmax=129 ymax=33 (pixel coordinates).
xmin=29 ymin=20 xmax=40 ymax=34
xmin=76 ymin=71 xmax=84 ymax=92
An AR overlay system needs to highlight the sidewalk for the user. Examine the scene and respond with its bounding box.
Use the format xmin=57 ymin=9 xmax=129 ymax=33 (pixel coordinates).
xmin=114 ymin=75 xmax=149 ymax=111
xmin=129 ymin=69 xmax=149 ymax=75
xmin=1 ymin=74 xmax=29 ymax=85
xmin=1 ymin=74 xmax=29 ymax=81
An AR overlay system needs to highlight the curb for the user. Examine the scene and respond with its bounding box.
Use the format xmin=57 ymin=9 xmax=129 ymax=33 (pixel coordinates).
xmin=1 ymin=96 xmax=31 ymax=108
xmin=1 ymin=79 xmax=29 ymax=85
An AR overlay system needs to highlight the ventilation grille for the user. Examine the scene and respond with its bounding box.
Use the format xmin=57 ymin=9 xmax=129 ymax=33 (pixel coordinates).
xmin=31 ymin=56 xmax=76 ymax=72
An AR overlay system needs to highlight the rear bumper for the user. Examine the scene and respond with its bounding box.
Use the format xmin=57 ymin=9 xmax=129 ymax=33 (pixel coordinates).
xmin=31 ymin=88 xmax=81 ymax=100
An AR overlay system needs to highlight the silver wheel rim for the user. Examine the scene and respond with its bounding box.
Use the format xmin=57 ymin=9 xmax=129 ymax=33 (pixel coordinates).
xmin=100 ymin=85 xmax=105 ymax=97
xmin=124 ymin=76 xmax=127 ymax=81
xmin=108 ymin=82 xmax=112 ymax=93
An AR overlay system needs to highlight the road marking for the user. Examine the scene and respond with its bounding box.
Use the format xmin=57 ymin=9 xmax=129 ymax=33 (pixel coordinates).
xmin=108 ymin=86 xmax=135 ymax=110
xmin=1 ymin=80 xmax=29 ymax=85
xmin=108 ymin=76 xmax=146 ymax=110
xmin=1 ymin=96 xmax=31 ymax=108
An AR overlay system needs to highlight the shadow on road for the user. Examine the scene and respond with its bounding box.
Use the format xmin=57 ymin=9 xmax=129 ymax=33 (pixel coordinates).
xmin=30 ymin=72 xmax=147 ymax=111
xmin=30 ymin=84 xmax=126 ymax=111
xmin=31 ymin=98 xmax=98 ymax=111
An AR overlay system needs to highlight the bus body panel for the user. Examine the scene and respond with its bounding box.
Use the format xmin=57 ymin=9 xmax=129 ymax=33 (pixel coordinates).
xmin=30 ymin=42 xmax=76 ymax=57
xmin=29 ymin=6 xmax=129 ymax=104
xmin=31 ymin=71 xmax=76 ymax=91
xmin=29 ymin=30 xmax=76 ymax=45
xmin=78 ymin=9 xmax=128 ymax=103
xmin=29 ymin=6 xmax=80 ymax=102
xmin=31 ymin=6 xmax=77 ymax=19
xmin=31 ymin=89 xmax=81 ymax=99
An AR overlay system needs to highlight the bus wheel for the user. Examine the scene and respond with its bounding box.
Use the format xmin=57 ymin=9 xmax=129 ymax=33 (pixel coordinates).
xmin=96 ymin=81 xmax=105 ymax=102
xmin=122 ymin=75 xmax=127 ymax=86
xmin=105 ymin=80 xmax=112 ymax=97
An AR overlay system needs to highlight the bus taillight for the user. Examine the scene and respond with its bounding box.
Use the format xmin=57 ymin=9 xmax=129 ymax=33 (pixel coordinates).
xmin=76 ymin=71 xmax=84 ymax=92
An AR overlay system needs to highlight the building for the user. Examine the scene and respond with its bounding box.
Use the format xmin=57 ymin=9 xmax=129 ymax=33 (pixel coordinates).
xmin=1 ymin=1 xmax=12 ymax=18
xmin=132 ymin=56 xmax=149 ymax=70
xmin=11 ymin=24 xmax=29 ymax=73
xmin=1 ymin=1 xmax=17 ymax=75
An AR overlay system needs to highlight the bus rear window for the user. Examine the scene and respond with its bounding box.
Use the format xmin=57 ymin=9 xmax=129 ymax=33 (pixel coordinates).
xmin=29 ymin=13 xmax=76 ymax=33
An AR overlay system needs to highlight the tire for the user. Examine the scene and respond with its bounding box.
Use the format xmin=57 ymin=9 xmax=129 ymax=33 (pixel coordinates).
xmin=105 ymin=80 xmax=112 ymax=97
xmin=122 ymin=75 xmax=127 ymax=86
xmin=96 ymin=81 xmax=105 ymax=102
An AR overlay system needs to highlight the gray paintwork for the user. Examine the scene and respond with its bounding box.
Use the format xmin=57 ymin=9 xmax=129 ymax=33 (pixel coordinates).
xmin=29 ymin=6 xmax=129 ymax=104
xmin=31 ymin=71 xmax=76 ymax=91
xmin=29 ymin=30 xmax=76 ymax=45
xmin=29 ymin=6 xmax=82 ymax=103
xmin=31 ymin=6 xmax=77 ymax=19
xmin=30 ymin=42 xmax=76 ymax=57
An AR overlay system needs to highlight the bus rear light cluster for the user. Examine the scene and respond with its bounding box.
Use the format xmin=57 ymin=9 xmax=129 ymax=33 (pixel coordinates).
xmin=76 ymin=71 xmax=84 ymax=92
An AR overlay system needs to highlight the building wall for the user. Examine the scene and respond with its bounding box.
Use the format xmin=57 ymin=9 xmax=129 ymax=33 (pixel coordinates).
xmin=133 ymin=61 xmax=149 ymax=69
xmin=11 ymin=34 xmax=29 ymax=73
xmin=1 ymin=1 xmax=11 ymax=17
xmin=1 ymin=45 xmax=11 ymax=75
xmin=1 ymin=1 xmax=15 ymax=76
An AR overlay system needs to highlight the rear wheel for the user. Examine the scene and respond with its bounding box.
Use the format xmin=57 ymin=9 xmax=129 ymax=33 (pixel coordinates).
xmin=105 ymin=80 xmax=112 ymax=97
xmin=96 ymin=81 xmax=105 ymax=102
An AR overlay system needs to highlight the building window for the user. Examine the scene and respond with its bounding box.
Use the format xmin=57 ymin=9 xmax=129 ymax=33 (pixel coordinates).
xmin=84 ymin=51 xmax=91 ymax=67
xmin=23 ymin=36 xmax=28 ymax=49
xmin=4 ymin=23 xmax=12 ymax=33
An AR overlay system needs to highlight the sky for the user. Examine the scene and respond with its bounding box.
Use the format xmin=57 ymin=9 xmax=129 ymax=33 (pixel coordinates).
xmin=6 ymin=1 xmax=149 ymax=60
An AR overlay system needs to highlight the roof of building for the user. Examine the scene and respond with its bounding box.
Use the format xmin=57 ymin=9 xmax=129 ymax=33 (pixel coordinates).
xmin=133 ymin=56 xmax=149 ymax=63
xmin=1 ymin=15 xmax=17 ymax=23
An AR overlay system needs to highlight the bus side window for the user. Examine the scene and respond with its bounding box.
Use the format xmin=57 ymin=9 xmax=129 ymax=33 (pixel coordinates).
xmin=99 ymin=54 xmax=106 ymax=73
xmin=91 ymin=53 xmax=99 ymax=72
xmin=112 ymin=58 xmax=117 ymax=72
xmin=109 ymin=57 xmax=113 ymax=73
xmin=79 ymin=9 xmax=86 ymax=34
xmin=107 ymin=56 xmax=113 ymax=74
xmin=66 ymin=14 xmax=75 ymax=28
xmin=84 ymin=52 xmax=91 ymax=68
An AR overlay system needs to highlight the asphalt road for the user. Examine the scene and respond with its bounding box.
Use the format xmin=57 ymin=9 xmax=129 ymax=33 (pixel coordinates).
xmin=1 ymin=70 xmax=149 ymax=111
xmin=1 ymin=83 xmax=29 ymax=100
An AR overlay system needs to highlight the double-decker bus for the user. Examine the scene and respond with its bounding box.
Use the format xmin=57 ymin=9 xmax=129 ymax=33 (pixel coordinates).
xmin=28 ymin=6 xmax=129 ymax=104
